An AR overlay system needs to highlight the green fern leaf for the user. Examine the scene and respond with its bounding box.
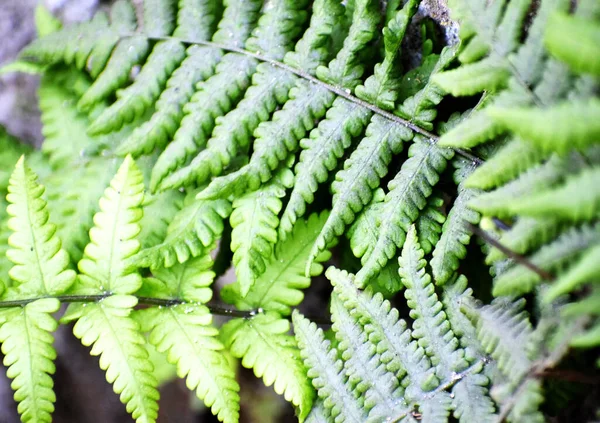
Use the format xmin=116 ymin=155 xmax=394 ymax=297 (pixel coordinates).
xmin=465 ymin=138 xmax=552 ymax=190
xmin=441 ymin=276 xmax=487 ymax=358
xmin=400 ymin=226 xmax=468 ymax=373
xmin=493 ymin=223 xmax=600 ymax=296
xmin=92 ymin=0 xmax=222 ymax=135
xmin=485 ymin=217 xmax=562 ymax=263
xmin=0 ymin=197 xmax=10 ymax=289
xmin=433 ymin=57 xmax=510 ymax=96
xmin=197 ymin=83 xmax=334 ymax=200
xmin=62 ymin=295 xmax=159 ymax=423
xmin=327 ymin=268 xmax=437 ymax=393
xmin=138 ymin=255 xmax=214 ymax=303
xmin=329 ymin=294 xmax=406 ymax=418
xmin=139 ymin=304 xmax=240 ymax=423
xmin=502 ymin=167 xmax=600 ymax=221
xmin=137 ymin=189 xmax=184 ymax=249
xmin=131 ymin=191 xmax=231 ymax=269
xmin=116 ymin=46 xmax=222 ymax=157
xmin=355 ymin=138 xmax=453 ymax=287
xmin=74 ymin=156 xmax=144 ymax=295
xmin=230 ymin=168 xmax=293 ymax=296
xmin=279 ymin=98 xmax=371 ymax=238
xmin=396 ymin=45 xmax=457 ymax=130
xmin=282 ymin=0 xmax=344 ymax=74
xmin=431 ymin=159 xmax=481 ymax=285
xmin=308 ymin=115 xmax=413 ymax=272
xmin=44 ymin=157 xmax=120 ymax=262
xmin=6 ymin=157 xmax=76 ymax=297
xmin=150 ymin=54 xmax=257 ymax=191
xmin=222 ymin=312 xmax=313 ymax=420
xmin=78 ymin=0 xmax=160 ymax=110
xmin=292 ymin=310 xmax=368 ymax=423
xmin=416 ymin=196 xmax=446 ymax=255
xmin=545 ymin=12 xmax=600 ymax=76
xmin=346 ymin=188 xmax=385 ymax=264
xmin=88 ymin=41 xmax=187 ymax=135
xmin=468 ymin=155 xmax=570 ymax=218
xmin=158 ymin=64 xmax=297 ymax=190
xmin=544 ymin=243 xmax=600 ymax=303
xmin=0 ymin=298 xmax=60 ymax=423
xmin=316 ymin=0 xmax=380 ymax=89
xmin=222 ymin=212 xmax=331 ymax=315
xmin=355 ymin=0 xmax=418 ymax=109
xmin=38 ymin=71 xmax=114 ymax=168
xmin=0 ymin=130 xmax=31 ymax=193
xmin=487 ymin=99 xmax=600 ymax=155
xmin=464 ymin=298 xmax=534 ymax=382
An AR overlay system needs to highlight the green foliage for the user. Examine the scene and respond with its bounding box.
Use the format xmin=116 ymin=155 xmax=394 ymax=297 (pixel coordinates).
xmin=0 ymin=0 xmax=599 ymax=421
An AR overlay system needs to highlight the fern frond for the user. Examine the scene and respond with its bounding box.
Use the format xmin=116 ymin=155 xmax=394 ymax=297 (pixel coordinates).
xmin=138 ymin=189 xmax=184 ymax=250
xmin=544 ymin=12 xmax=600 ymax=76
xmin=355 ymin=0 xmax=418 ymax=109
xmin=150 ymin=54 xmax=257 ymax=191
xmin=501 ymin=167 xmax=600 ymax=221
xmin=92 ymin=0 xmax=221 ymax=135
xmin=0 ymin=128 xmax=31 ymax=192
xmin=279 ymin=98 xmax=371 ymax=239
xmin=415 ymin=196 xmax=446 ymax=255
xmin=399 ymin=226 xmax=468 ymax=374
xmin=437 ymin=0 xmax=571 ymax=149
xmin=493 ymin=223 xmax=600 ymax=296
xmin=292 ymin=310 xmax=368 ymax=423
xmin=464 ymin=298 xmax=534 ymax=382
xmin=0 ymin=298 xmax=60 ymax=423
xmin=355 ymin=138 xmax=453 ymax=287
xmin=468 ymin=156 xmax=569 ymax=218
xmin=230 ymin=168 xmax=293 ymax=296
xmin=222 ymin=312 xmax=313 ymax=420
xmin=316 ymin=0 xmax=381 ymax=89
xmin=282 ymin=0 xmax=345 ymax=74
xmin=62 ymin=295 xmax=159 ymax=423
xmin=6 ymin=157 xmax=76 ymax=297
xmin=327 ymin=268 xmax=436 ymax=393
xmin=131 ymin=192 xmax=231 ymax=269
xmin=139 ymin=254 xmax=214 ymax=302
xmin=329 ymin=294 xmax=406 ymax=418
xmin=396 ymin=46 xmax=459 ymax=130
xmin=465 ymin=138 xmax=552 ymax=190
xmin=197 ymin=82 xmax=334 ymax=200
xmin=139 ymin=304 xmax=240 ymax=423
xmin=346 ymin=188 xmax=385 ymax=264
xmin=38 ymin=71 xmax=114 ymax=168
xmin=77 ymin=1 xmax=155 ymax=109
xmin=441 ymin=276 xmax=487 ymax=358
xmin=222 ymin=212 xmax=331 ymax=315
xmin=115 ymin=46 xmax=222 ymax=157
xmin=485 ymin=217 xmax=562 ymax=263
xmin=88 ymin=40 xmax=187 ymax=134
xmin=158 ymin=64 xmax=298 ymax=190
xmin=487 ymin=99 xmax=600 ymax=155
xmin=44 ymin=157 xmax=120 ymax=262
xmin=308 ymin=115 xmax=412 ymax=272
xmin=431 ymin=159 xmax=480 ymax=285
xmin=75 ymin=156 xmax=144 ymax=295
xmin=544 ymin=243 xmax=600 ymax=303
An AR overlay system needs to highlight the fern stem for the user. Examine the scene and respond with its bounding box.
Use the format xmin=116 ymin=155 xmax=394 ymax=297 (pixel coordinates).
xmin=0 ymin=295 xmax=253 ymax=318
xmin=389 ymin=357 xmax=491 ymax=423
xmin=0 ymin=295 xmax=332 ymax=323
xmin=468 ymin=223 xmax=554 ymax=281
xmin=119 ymin=33 xmax=485 ymax=165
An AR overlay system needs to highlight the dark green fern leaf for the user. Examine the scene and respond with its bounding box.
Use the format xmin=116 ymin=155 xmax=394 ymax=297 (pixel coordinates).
xmin=354 ymin=137 xmax=453 ymax=287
